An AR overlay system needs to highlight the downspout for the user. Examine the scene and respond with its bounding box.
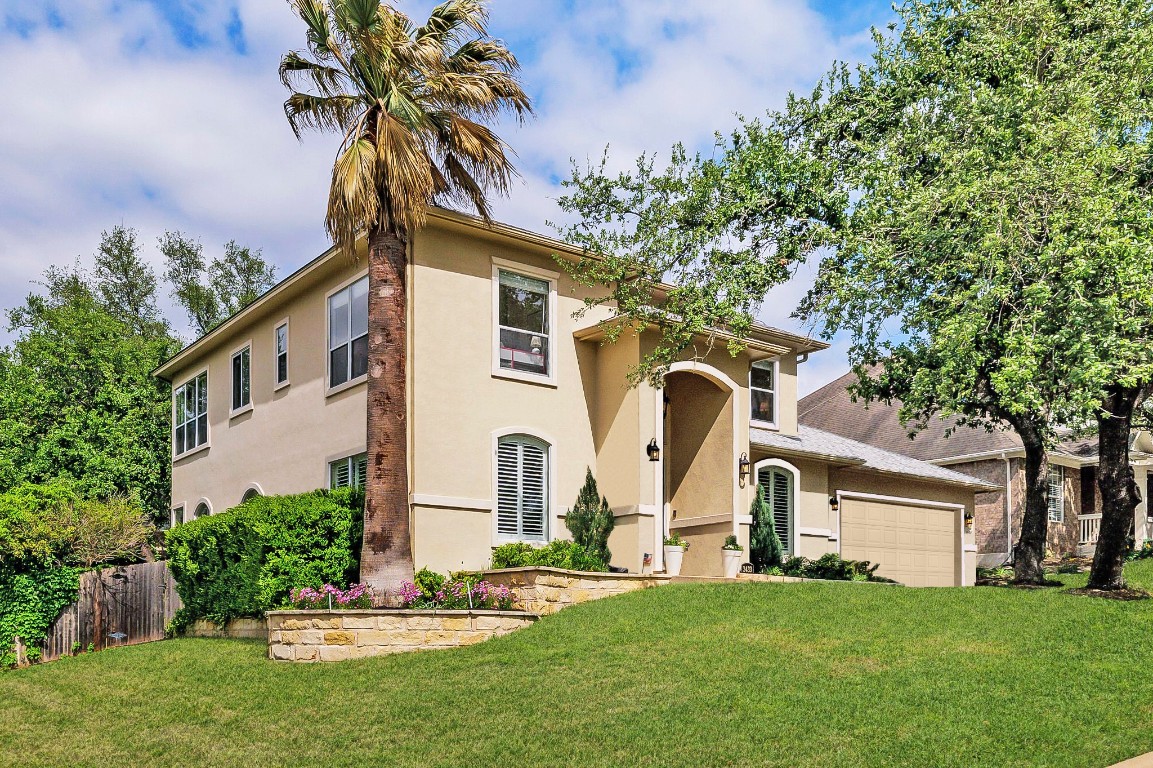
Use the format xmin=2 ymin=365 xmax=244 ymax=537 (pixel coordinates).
xmin=1002 ymin=451 xmax=1013 ymax=563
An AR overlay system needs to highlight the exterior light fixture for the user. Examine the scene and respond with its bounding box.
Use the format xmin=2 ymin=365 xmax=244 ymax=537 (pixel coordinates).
xmin=964 ymin=510 xmax=974 ymax=533
xmin=738 ymin=453 xmax=751 ymax=486
xmin=647 ymin=438 xmax=660 ymax=462
xmin=829 ymin=496 xmax=840 ymax=513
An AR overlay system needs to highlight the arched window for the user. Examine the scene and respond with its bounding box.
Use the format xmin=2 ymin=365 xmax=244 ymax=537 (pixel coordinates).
xmin=756 ymin=463 xmax=795 ymax=556
xmin=194 ymin=501 xmax=211 ymax=519
xmin=496 ymin=434 xmax=549 ymax=541
xmin=241 ymin=487 xmax=262 ymax=504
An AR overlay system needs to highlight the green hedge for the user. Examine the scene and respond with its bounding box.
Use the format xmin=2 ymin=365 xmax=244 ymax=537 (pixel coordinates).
xmin=490 ymin=540 xmax=607 ymax=572
xmin=165 ymin=489 xmax=363 ymax=628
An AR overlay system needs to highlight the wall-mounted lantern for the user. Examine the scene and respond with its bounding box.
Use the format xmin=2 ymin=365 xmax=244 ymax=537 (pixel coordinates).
xmin=738 ymin=453 xmax=751 ymax=486
xmin=829 ymin=496 xmax=840 ymax=513
xmin=964 ymin=509 xmax=974 ymax=533
xmin=647 ymin=438 xmax=661 ymax=462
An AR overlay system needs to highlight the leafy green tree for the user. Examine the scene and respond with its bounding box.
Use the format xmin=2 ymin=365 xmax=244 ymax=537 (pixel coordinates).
xmin=792 ymin=0 xmax=1153 ymax=586
xmin=749 ymin=483 xmax=782 ymax=572
xmin=92 ymin=225 xmax=166 ymax=337
xmin=281 ymin=0 xmax=531 ymax=597
xmin=566 ymin=468 xmax=615 ymax=566
xmin=160 ymin=232 xmax=277 ymax=336
xmin=0 ymin=263 xmax=177 ymax=520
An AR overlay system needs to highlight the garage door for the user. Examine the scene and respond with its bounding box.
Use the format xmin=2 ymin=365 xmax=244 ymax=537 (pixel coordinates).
xmin=840 ymin=497 xmax=958 ymax=587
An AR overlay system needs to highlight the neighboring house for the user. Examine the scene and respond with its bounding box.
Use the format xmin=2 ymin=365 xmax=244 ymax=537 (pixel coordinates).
xmin=799 ymin=370 xmax=1153 ymax=567
xmin=154 ymin=209 xmax=994 ymax=586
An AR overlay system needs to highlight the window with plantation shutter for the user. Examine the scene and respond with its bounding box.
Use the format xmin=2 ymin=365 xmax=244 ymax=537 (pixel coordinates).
xmin=757 ymin=465 xmax=794 ymax=556
xmin=329 ymin=453 xmax=367 ymax=489
xmin=496 ymin=435 xmax=548 ymax=541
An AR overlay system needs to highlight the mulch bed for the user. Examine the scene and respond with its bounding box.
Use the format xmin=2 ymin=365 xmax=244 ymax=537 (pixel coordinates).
xmin=976 ymin=577 xmax=1065 ymax=589
xmin=1065 ymin=587 xmax=1151 ymax=601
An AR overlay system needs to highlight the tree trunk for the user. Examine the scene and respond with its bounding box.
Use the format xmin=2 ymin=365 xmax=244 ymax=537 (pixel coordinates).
xmin=1088 ymin=384 xmax=1148 ymax=590
xmin=360 ymin=227 xmax=414 ymax=603
xmin=1010 ymin=417 xmax=1050 ymax=583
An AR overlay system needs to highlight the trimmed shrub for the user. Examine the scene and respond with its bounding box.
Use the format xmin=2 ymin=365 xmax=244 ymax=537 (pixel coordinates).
xmin=165 ymin=488 xmax=363 ymax=627
xmin=749 ymin=483 xmax=783 ymax=572
xmin=565 ymin=468 xmax=614 ymax=566
xmin=781 ymin=553 xmax=883 ymax=582
xmin=490 ymin=539 xmax=607 ymax=572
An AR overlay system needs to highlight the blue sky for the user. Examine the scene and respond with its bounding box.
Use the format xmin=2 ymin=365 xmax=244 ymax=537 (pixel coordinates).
xmin=0 ymin=0 xmax=895 ymax=393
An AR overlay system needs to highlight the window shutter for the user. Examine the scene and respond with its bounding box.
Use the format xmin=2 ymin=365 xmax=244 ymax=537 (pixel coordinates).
xmin=496 ymin=436 xmax=549 ymax=540
xmin=757 ymin=466 xmax=793 ymax=556
xmin=1049 ymin=467 xmax=1064 ymax=522
xmin=331 ymin=459 xmax=351 ymax=489
xmin=354 ymin=455 xmax=367 ymax=488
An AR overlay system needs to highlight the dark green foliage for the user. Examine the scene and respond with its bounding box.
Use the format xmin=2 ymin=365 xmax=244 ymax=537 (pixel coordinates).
xmin=490 ymin=540 xmax=607 ymax=572
xmin=781 ymin=553 xmax=882 ymax=583
xmin=722 ymin=535 xmax=741 ymax=551
xmin=165 ymin=489 xmax=363 ymax=627
xmin=749 ymin=484 xmax=783 ymax=572
xmin=0 ymin=260 xmax=177 ymax=520
xmin=413 ymin=567 xmax=445 ymax=601
xmin=160 ymin=232 xmax=277 ymax=336
xmin=0 ymin=563 xmax=79 ymax=667
xmin=564 ymin=468 xmax=615 ymax=565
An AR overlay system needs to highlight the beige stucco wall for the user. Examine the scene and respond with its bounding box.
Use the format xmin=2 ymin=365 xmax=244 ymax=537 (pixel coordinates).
xmin=168 ymin=251 xmax=369 ymax=519
xmin=666 ymin=371 xmax=734 ymax=521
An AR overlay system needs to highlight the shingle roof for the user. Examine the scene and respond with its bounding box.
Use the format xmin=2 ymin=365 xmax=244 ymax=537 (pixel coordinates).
xmin=750 ymin=425 xmax=1000 ymax=490
xmin=797 ymin=370 xmax=1095 ymax=463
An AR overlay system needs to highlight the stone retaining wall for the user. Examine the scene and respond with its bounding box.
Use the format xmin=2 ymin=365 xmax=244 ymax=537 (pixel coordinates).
xmin=266 ymin=610 xmax=537 ymax=662
xmin=481 ymin=567 xmax=670 ymax=615
xmin=186 ymin=618 xmax=267 ymax=639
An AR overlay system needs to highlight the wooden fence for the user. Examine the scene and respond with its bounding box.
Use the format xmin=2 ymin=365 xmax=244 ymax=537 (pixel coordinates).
xmin=39 ymin=561 xmax=183 ymax=662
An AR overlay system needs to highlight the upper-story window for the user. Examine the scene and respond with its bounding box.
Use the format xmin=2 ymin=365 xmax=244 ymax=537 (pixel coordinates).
xmin=275 ymin=322 xmax=289 ymax=387
xmin=329 ymin=276 xmax=368 ymax=389
xmin=496 ymin=269 xmax=551 ymax=378
xmin=1048 ymin=465 xmax=1065 ymax=523
xmin=751 ymin=360 xmax=778 ymax=426
xmin=231 ymin=345 xmax=251 ymax=412
xmin=174 ymin=371 xmax=208 ymax=457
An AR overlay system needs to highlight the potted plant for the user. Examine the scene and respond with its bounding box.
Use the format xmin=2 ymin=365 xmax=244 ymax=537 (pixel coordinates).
xmin=721 ymin=535 xmax=743 ymax=579
xmin=663 ymin=533 xmax=689 ymax=576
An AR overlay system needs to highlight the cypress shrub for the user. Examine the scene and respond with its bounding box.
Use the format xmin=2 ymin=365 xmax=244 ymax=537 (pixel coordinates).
xmin=165 ymin=488 xmax=363 ymax=628
xmin=565 ymin=467 xmax=614 ymax=566
xmin=749 ymin=483 xmax=784 ymax=572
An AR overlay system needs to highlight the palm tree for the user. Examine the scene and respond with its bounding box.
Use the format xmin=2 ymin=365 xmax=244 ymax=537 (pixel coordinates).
xmin=281 ymin=0 xmax=531 ymax=599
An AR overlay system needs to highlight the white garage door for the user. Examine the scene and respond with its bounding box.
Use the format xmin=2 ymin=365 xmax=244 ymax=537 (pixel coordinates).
xmin=840 ymin=496 xmax=958 ymax=587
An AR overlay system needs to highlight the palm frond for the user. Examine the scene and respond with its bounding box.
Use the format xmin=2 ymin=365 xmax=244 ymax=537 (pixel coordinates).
xmin=279 ymin=50 xmax=351 ymax=97
xmin=284 ymin=93 xmax=362 ymax=139
xmin=326 ymin=138 xmax=380 ymax=256
xmin=287 ymin=0 xmax=335 ymax=59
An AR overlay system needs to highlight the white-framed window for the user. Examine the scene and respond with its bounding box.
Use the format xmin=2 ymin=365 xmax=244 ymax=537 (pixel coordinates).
xmin=194 ymin=501 xmax=210 ymax=519
xmin=231 ymin=345 xmax=251 ymax=412
xmin=173 ymin=371 xmax=208 ymax=457
xmin=241 ymin=487 xmax=262 ymax=504
xmin=328 ymin=276 xmax=368 ymax=389
xmin=751 ymin=359 xmax=778 ymax=427
xmin=1049 ymin=465 xmax=1065 ymax=523
xmin=171 ymin=505 xmax=185 ymax=528
xmin=756 ymin=463 xmax=795 ymax=557
xmin=330 ymin=453 xmax=367 ymax=489
xmin=495 ymin=267 xmax=553 ymax=380
xmin=495 ymin=434 xmax=549 ymax=541
xmin=275 ymin=322 xmax=289 ymax=387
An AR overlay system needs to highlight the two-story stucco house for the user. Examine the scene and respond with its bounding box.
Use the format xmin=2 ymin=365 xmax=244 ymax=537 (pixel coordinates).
xmin=154 ymin=209 xmax=994 ymax=586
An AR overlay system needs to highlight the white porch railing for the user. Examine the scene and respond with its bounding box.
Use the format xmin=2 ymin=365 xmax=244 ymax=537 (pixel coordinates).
xmin=1079 ymin=513 xmax=1102 ymax=545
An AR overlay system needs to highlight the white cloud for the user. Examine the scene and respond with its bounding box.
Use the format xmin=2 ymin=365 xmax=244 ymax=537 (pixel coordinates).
xmin=0 ymin=0 xmax=883 ymax=385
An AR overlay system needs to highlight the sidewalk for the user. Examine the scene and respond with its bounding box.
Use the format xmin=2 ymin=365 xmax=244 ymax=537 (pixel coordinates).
xmin=1110 ymin=753 xmax=1153 ymax=767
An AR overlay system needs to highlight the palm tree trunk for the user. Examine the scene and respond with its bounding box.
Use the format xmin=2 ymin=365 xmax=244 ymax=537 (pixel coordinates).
xmin=1088 ymin=384 xmax=1149 ymax=590
xmin=361 ymin=226 xmax=414 ymax=603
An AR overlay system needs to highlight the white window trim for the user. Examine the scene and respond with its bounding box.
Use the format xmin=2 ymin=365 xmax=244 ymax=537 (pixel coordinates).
xmin=753 ymin=458 xmax=800 ymax=557
xmin=324 ymin=270 xmax=370 ymax=398
xmin=274 ymin=318 xmax=291 ymax=391
xmin=173 ymin=368 xmax=210 ymax=461
xmin=1049 ymin=465 xmax=1065 ymax=523
xmin=194 ymin=498 xmax=213 ymax=518
xmin=229 ymin=340 xmax=253 ymax=417
xmin=241 ymin=483 xmax=265 ymax=504
xmin=750 ymin=357 xmax=780 ymax=430
xmin=491 ymin=426 xmax=557 ymax=544
xmin=171 ymin=503 xmax=186 ymax=528
xmin=491 ymin=257 xmax=558 ymax=387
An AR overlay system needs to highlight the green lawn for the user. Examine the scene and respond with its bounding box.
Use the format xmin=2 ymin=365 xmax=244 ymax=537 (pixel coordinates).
xmin=4 ymin=563 xmax=1153 ymax=768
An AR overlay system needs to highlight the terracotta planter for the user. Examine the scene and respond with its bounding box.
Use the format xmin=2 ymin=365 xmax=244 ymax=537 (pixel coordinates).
xmin=663 ymin=545 xmax=685 ymax=576
xmin=721 ymin=548 xmax=742 ymax=579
